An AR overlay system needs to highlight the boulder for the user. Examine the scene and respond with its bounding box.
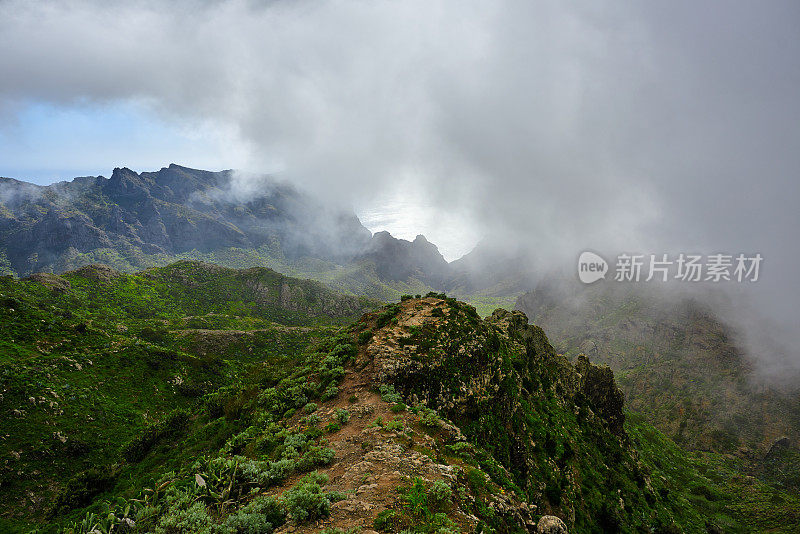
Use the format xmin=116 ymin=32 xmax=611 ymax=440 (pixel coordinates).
xmin=537 ymin=515 xmax=568 ymax=534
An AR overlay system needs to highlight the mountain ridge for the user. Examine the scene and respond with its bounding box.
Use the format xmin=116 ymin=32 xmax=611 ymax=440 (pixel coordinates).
xmin=0 ymin=165 xmax=539 ymax=305
xmin=0 ymin=165 xmax=477 ymax=291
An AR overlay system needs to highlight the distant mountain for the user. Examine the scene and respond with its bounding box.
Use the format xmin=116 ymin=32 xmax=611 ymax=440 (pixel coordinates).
xmin=0 ymin=165 xmax=526 ymax=304
xmin=0 ymin=164 xmax=373 ymax=276
xmin=515 ymin=279 xmax=800 ymax=455
xmin=445 ymin=239 xmax=537 ymax=296
xmin=361 ymin=231 xmax=449 ymax=286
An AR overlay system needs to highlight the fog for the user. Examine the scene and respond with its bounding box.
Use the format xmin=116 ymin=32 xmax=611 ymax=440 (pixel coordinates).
xmin=1 ymin=0 xmax=799 ymax=378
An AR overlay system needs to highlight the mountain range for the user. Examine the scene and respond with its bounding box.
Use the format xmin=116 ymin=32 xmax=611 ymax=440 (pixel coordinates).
xmin=0 ymin=165 xmax=508 ymax=292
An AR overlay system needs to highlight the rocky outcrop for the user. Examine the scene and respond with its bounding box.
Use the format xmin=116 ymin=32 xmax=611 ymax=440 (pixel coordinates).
xmin=537 ymin=515 xmax=569 ymax=534
xmin=358 ymin=297 xmax=654 ymax=530
xmin=25 ymin=272 xmax=71 ymax=292
xmin=70 ymin=264 xmax=123 ymax=284
xmin=763 ymin=436 xmax=791 ymax=461
xmin=575 ymin=354 xmax=626 ymax=436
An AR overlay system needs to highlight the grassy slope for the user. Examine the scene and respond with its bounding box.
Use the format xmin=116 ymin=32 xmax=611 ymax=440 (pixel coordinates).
xmin=0 ymin=263 xmax=373 ymax=531
xmin=628 ymin=412 xmax=800 ymax=533
xmin=18 ymin=242 xmax=515 ymax=315
xmin=19 ymin=245 xmax=426 ymax=304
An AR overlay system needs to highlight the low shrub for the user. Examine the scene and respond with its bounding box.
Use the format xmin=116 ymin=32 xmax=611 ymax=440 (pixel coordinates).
xmin=321 ymin=385 xmax=339 ymax=400
xmin=121 ymin=409 xmax=190 ymax=463
xmin=375 ymin=305 xmax=401 ymax=328
xmin=325 ymin=421 xmax=341 ymax=433
xmin=420 ymin=408 xmax=441 ymax=429
xmin=219 ymin=495 xmax=285 ymax=533
xmin=374 ymin=509 xmax=398 ymax=530
xmin=379 ymin=384 xmax=403 ymax=404
xmin=466 ymin=467 xmax=490 ymax=495
xmin=358 ymin=330 xmax=373 ymax=345
xmin=383 ymin=418 xmax=404 ymax=432
xmin=51 ymin=467 xmax=118 ymax=515
xmin=391 ymin=402 xmax=407 ymax=413
xmin=430 ymin=480 xmax=452 ymax=505
xmin=283 ymin=472 xmax=333 ymax=523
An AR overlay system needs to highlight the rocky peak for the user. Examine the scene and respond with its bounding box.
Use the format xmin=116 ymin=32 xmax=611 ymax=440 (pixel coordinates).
xmin=0 ymin=165 xmax=380 ymax=275
xmin=104 ymin=167 xmax=151 ymax=204
xmin=353 ymin=296 xmax=650 ymax=528
xmin=361 ymin=232 xmax=449 ymax=285
xmin=108 ymin=167 xmax=140 ymax=184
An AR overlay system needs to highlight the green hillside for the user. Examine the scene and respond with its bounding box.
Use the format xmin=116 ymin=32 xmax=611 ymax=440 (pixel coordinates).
xmin=0 ymin=262 xmax=376 ymax=531
xmin=0 ymin=270 xmax=797 ymax=532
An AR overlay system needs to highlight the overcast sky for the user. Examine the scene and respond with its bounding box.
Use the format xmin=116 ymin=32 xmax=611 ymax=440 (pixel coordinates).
xmin=1 ymin=0 xmax=799 ymax=373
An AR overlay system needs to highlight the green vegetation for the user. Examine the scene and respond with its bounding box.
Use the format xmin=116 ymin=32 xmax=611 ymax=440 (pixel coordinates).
xmin=373 ymin=299 xmax=800 ymax=533
xmin=0 ymin=273 xmax=797 ymax=533
xmin=283 ymin=472 xmax=340 ymax=523
xmin=0 ymin=263 xmax=367 ymax=531
xmin=47 ymin=327 xmax=357 ymax=533
xmin=121 ymin=409 xmax=190 ymax=463
xmin=628 ymin=412 xmax=800 ymax=533
xmin=373 ymin=477 xmax=458 ymax=533
xmin=13 ymin=242 xmax=440 ymax=304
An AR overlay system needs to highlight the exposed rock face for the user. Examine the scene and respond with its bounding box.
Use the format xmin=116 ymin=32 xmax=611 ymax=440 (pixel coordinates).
xmin=370 ymin=304 xmax=626 ymax=440
xmin=25 ymin=272 xmax=71 ymax=292
xmin=575 ymin=354 xmax=626 ymax=436
xmin=537 ymin=515 xmax=569 ymax=534
xmin=359 ymin=297 xmax=654 ymax=530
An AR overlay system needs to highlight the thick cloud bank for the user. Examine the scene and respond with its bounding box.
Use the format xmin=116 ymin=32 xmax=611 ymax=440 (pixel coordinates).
xmin=2 ymin=0 xmax=799 ymax=377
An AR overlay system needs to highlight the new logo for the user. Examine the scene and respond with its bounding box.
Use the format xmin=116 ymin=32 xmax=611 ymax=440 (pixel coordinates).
xmin=578 ymin=251 xmax=608 ymax=284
